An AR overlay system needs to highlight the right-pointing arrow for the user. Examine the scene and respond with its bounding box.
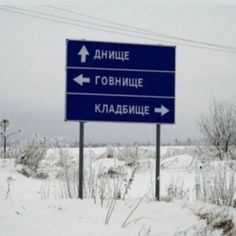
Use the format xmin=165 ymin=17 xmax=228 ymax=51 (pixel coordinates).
xmin=73 ymin=74 xmax=90 ymax=86
xmin=154 ymin=105 xmax=169 ymax=116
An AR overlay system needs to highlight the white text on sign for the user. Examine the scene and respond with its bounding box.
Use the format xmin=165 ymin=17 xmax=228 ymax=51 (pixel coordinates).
xmin=95 ymin=104 xmax=150 ymax=116
xmin=94 ymin=50 xmax=130 ymax=61
xmin=95 ymin=76 xmax=143 ymax=88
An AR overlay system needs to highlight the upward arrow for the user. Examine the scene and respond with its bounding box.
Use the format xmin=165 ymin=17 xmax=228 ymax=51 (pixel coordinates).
xmin=78 ymin=45 xmax=89 ymax=63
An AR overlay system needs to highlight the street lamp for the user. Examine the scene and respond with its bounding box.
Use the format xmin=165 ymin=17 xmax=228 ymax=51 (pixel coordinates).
xmin=0 ymin=119 xmax=9 ymax=132
xmin=0 ymin=119 xmax=21 ymax=159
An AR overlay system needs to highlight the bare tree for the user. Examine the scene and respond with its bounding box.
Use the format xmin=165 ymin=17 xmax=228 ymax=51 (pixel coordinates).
xmin=199 ymin=99 xmax=236 ymax=160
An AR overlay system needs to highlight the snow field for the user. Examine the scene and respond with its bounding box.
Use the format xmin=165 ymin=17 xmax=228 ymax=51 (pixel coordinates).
xmin=0 ymin=146 xmax=236 ymax=235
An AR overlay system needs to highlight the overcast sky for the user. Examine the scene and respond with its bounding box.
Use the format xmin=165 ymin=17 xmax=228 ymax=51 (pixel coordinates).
xmin=0 ymin=1 xmax=236 ymax=145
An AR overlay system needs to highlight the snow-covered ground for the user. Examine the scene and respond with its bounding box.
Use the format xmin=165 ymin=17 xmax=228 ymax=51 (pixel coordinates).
xmin=0 ymin=146 xmax=236 ymax=236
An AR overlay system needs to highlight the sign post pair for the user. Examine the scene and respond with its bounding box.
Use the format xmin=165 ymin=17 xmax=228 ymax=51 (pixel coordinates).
xmin=65 ymin=39 xmax=176 ymax=200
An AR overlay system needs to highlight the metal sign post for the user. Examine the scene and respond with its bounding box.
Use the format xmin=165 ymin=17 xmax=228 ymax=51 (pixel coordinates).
xmin=155 ymin=124 xmax=161 ymax=201
xmin=78 ymin=122 xmax=84 ymax=199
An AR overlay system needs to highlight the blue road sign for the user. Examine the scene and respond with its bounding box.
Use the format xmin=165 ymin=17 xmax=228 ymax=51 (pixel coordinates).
xmin=66 ymin=40 xmax=176 ymax=124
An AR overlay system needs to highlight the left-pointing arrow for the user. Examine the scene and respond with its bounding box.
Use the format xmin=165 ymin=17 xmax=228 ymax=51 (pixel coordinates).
xmin=73 ymin=74 xmax=90 ymax=86
xmin=154 ymin=105 xmax=169 ymax=116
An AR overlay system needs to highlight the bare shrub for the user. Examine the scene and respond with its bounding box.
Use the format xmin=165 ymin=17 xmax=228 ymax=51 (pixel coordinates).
xmin=87 ymin=166 xmax=113 ymax=205
xmin=104 ymin=195 xmax=117 ymax=225
xmin=162 ymin=176 xmax=187 ymax=202
xmin=122 ymin=167 xmax=138 ymax=200
xmin=116 ymin=144 xmax=139 ymax=166
xmin=195 ymin=163 xmax=236 ymax=207
xmin=194 ymin=206 xmax=236 ymax=236
xmin=16 ymin=135 xmax=47 ymax=177
xmin=53 ymin=139 xmax=78 ymax=198
xmin=84 ymin=149 xmax=96 ymax=199
xmin=40 ymin=181 xmax=51 ymax=199
xmin=89 ymin=156 xmax=130 ymax=205
xmin=104 ymin=174 xmax=123 ymax=225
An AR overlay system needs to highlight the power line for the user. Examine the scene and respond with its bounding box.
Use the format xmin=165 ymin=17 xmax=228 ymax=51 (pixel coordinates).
xmin=47 ymin=5 xmax=236 ymax=52
xmin=0 ymin=6 xmax=178 ymax=45
xmin=0 ymin=7 xmax=153 ymax=38
xmin=1 ymin=6 xmax=236 ymax=53
xmin=47 ymin=5 xmax=151 ymax=34
xmin=6 ymin=5 xmax=142 ymax=35
xmin=17 ymin=5 xmax=236 ymax=52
